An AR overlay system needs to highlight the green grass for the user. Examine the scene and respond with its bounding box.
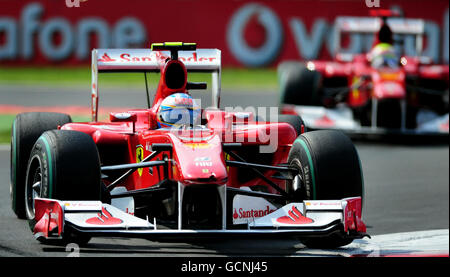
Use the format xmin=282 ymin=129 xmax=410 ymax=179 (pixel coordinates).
xmin=0 ymin=66 xmax=278 ymax=90
xmin=0 ymin=114 xmax=15 ymax=145
xmin=0 ymin=114 xmax=93 ymax=145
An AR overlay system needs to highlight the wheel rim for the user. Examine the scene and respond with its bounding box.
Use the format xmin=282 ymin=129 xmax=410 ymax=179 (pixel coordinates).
xmin=25 ymin=155 xmax=42 ymax=218
xmin=292 ymin=175 xmax=302 ymax=192
xmin=287 ymin=158 xmax=305 ymax=201
xmin=31 ymin=168 xmax=42 ymax=212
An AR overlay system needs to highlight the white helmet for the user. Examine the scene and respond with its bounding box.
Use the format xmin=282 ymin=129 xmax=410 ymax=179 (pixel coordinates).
xmin=157 ymin=93 xmax=200 ymax=128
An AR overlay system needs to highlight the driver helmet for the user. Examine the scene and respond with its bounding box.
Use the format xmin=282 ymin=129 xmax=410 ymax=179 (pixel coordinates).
xmin=156 ymin=93 xmax=200 ymax=128
xmin=368 ymin=43 xmax=398 ymax=68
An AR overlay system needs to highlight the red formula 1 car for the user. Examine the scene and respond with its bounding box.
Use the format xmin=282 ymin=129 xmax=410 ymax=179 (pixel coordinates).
xmin=278 ymin=10 xmax=449 ymax=136
xmin=10 ymin=42 xmax=367 ymax=249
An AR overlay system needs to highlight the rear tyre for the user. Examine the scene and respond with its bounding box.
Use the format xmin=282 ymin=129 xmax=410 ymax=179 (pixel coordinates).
xmin=443 ymin=89 xmax=449 ymax=112
xmin=276 ymin=114 xmax=306 ymax=136
xmin=25 ymin=130 xmax=101 ymax=245
xmin=278 ymin=61 xmax=322 ymax=106
xmin=257 ymin=114 xmax=306 ymax=136
xmin=286 ymin=130 xmax=364 ymax=248
xmin=10 ymin=112 xmax=72 ymax=219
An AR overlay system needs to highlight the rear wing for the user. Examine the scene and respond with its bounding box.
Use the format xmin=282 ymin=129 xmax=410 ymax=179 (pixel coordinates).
xmin=91 ymin=48 xmax=222 ymax=121
xmin=333 ymin=16 xmax=425 ymax=56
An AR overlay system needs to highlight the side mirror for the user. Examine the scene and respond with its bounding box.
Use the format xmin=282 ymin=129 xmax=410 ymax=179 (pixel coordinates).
xmin=110 ymin=112 xmax=138 ymax=132
xmin=110 ymin=112 xmax=137 ymax=122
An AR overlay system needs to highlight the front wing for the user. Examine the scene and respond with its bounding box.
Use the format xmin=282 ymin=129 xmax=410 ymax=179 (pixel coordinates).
xmin=33 ymin=197 xmax=367 ymax=241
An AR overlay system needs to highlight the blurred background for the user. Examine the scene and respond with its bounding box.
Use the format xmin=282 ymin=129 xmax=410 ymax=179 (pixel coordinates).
xmin=0 ymin=0 xmax=448 ymax=256
xmin=1 ymin=0 xmax=448 ymax=142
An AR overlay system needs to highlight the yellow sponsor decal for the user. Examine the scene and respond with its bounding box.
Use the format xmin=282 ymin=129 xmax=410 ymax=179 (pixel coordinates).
xmin=352 ymin=76 xmax=360 ymax=99
xmin=224 ymin=153 xmax=230 ymax=172
xmin=202 ymin=169 xmax=209 ymax=174
xmin=184 ymin=143 xmax=211 ymax=149
xmin=136 ymin=145 xmax=144 ymax=176
xmin=380 ymin=72 xmax=401 ymax=81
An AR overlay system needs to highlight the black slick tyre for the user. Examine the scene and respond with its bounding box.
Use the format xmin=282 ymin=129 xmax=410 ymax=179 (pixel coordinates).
xmin=256 ymin=114 xmax=306 ymax=136
xmin=278 ymin=61 xmax=322 ymax=106
xmin=276 ymin=114 xmax=306 ymax=136
xmin=286 ymin=130 xmax=364 ymax=248
xmin=24 ymin=130 xmax=101 ymax=245
xmin=10 ymin=112 xmax=72 ymax=219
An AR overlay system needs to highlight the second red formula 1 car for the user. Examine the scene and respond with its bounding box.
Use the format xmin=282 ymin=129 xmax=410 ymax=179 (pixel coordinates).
xmin=278 ymin=10 xmax=449 ymax=136
xmin=10 ymin=42 xmax=367 ymax=249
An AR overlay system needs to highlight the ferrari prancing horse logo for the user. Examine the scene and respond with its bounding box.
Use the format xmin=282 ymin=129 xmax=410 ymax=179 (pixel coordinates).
xmin=136 ymin=145 xmax=144 ymax=176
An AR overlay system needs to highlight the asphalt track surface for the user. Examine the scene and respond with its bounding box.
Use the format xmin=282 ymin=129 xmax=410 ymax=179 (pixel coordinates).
xmin=0 ymin=84 xmax=448 ymax=257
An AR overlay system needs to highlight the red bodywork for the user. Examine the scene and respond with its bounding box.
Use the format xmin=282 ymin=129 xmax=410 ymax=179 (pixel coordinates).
xmin=288 ymin=10 xmax=449 ymax=122
xmin=28 ymin=44 xmax=369 ymax=246
xmin=308 ymin=54 xmax=448 ymax=108
xmin=61 ymin=52 xmax=297 ymax=195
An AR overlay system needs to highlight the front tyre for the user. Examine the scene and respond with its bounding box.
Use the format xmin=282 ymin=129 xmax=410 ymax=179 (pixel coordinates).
xmin=25 ymin=130 xmax=101 ymax=245
xmin=10 ymin=112 xmax=72 ymax=219
xmin=286 ymin=130 xmax=364 ymax=248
